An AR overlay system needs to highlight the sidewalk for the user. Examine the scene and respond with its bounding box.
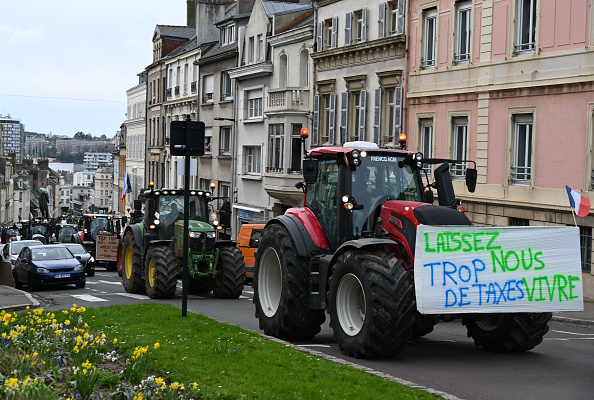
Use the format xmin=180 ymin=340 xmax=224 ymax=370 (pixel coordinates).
xmin=0 ymin=274 xmax=593 ymax=327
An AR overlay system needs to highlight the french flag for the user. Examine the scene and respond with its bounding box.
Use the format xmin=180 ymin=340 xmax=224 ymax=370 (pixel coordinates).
xmin=566 ymin=185 xmax=591 ymax=217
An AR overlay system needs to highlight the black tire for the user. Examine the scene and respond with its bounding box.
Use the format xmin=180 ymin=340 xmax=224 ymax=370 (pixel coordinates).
xmin=410 ymin=311 xmax=440 ymax=338
xmin=254 ymin=224 xmax=325 ymax=340
xmin=213 ymin=246 xmax=245 ymax=299
xmin=76 ymin=280 xmax=86 ymax=289
xmin=463 ymin=312 xmax=552 ymax=352
xmin=188 ymin=276 xmax=215 ymax=294
xmin=328 ymin=248 xmax=416 ymax=358
xmin=14 ymin=271 xmax=23 ymax=289
xmin=122 ymin=231 xmax=145 ymax=294
xmin=144 ymin=246 xmax=177 ymax=299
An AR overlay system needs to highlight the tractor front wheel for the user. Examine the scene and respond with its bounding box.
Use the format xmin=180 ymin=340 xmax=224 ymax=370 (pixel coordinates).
xmin=144 ymin=245 xmax=178 ymax=299
xmin=463 ymin=312 xmax=552 ymax=352
xmin=328 ymin=248 xmax=416 ymax=358
xmin=121 ymin=231 xmax=144 ymax=294
xmin=213 ymin=246 xmax=245 ymax=299
xmin=254 ymin=224 xmax=325 ymax=340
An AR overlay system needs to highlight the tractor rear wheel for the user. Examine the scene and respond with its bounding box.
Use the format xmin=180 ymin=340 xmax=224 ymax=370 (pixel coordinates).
xmin=213 ymin=246 xmax=245 ymax=299
xmin=463 ymin=312 xmax=552 ymax=352
xmin=254 ymin=224 xmax=325 ymax=340
xmin=144 ymin=245 xmax=177 ymax=299
xmin=328 ymin=248 xmax=416 ymax=358
xmin=122 ymin=231 xmax=144 ymax=294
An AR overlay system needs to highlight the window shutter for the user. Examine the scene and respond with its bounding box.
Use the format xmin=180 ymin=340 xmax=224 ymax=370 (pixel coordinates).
xmin=312 ymin=95 xmax=320 ymax=145
xmin=373 ymin=88 xmax=382 ymax=144
xmin=397 ymin=0 xmax=405 ymax=35
xmin=331 ymin=16 xmax=338 ymax=49
xmin=329 ymin=93 xmax=336 ymax=145
xmin=394 ymin=86 xmax=403 ymax=137
xmin=379 ymin=3 xmax=386 ymax=39
xmin=345 ymin=13 xmax=352 ymax=46
xmin=317 ymin=22 xmax=323 ymax=52
xmin=340 ymin=92 xmax=348 ymax=144
xmin=359 ymin=90 xmax=367 ymax=139
xmin=361 ymin=8 xmax=367 ymax=42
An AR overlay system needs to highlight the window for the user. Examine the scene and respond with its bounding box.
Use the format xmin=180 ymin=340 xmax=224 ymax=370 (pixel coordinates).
xmin=200 ymin=179 xmax=211 ymax=191
xmin=516 ymin=0 xmax=536 ymax=54
xmin=249 ymin=37 xmax=255 ymax=63
xmin=290 ymin=124 xmax=303 ymax=173
xmin=268 ymin=124 xmax=284 ymax=173
xmin=202 ymin=75 xmax=214 ymax=103
xmin=219 ymin=127 xmax=231 ymax=155
xmin=279 ymin=54 xmax=287 ymax=87
xmin=317 ymin=17 xmax=337 ymax=51
xmin=222 ymin=24 xmax=235 ymax=45
xmin=511 ymin=114 xmax=533 ymax=184
xmin=168 ymin=68 xmax=173 ymax=89
xmin=420 ymin=118 xmax=434 ymax=176
xmin=221 ymin=71 xmax=232 ymax=100
xmin=422 ymin=8 xmax=437 ymax=68
xmin=219 ymin=182 xmax=231 ymax=200
xmin=348 ymin=90 xmax=366 ymax=141
xmin=455 ymin=1 xmax=471 ymax=64
xmin=299 ymin=50 xmax=308 ymax=87
xmin=378 ymin=86 xmax=402 ymax=146
xmin=321 ymin=94 xmax=335 ymax=145
xmin=184 ymin=64 xmax=189 ymax=93
xmin=247 ymin=90 xmax=263 ymax=119
xmin=205 ymin=127 xmax=212 ymax=154
xmin=244 ymin=146 xmax=261 ymax=174
xmin=380 ymin=1 xmax=405 ymax=38
xmin=451 ymin=117 xmax=468 ymax=178
xmin=304 ymin=159 xmax=339 ymax=249
xmin=257 ymin=34 xmax=264 ymax=61
xmin=346 ymin=9 xmax=367 ymax=45
xmin=579 ymin=226 xmax=592 ymax=272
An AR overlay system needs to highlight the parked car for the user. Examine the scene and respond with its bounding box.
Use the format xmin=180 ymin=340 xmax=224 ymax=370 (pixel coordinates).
xmin=61 ymin=243 xmax=95 ymax=277
xmin=237 ymin=223 xmax=265 ymax=282
xmin=13 ymin=244 xmax=85 ymax=291
xmin=1 ymin=239 xmax=44 ymax=270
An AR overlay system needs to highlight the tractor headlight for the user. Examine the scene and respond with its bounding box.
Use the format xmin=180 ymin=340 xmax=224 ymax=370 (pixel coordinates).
xmin=206 ymin=232 xmax=216 ymax=239
xmin=189 ymin=231 xmax=202 ymax=238
xmin=153 ymin=219 xmax=160 ymax=225
xmin=89 ymin=256 xmax=94 ymax=263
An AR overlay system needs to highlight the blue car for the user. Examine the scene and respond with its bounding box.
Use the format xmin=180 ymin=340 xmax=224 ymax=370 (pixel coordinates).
xmin=13 ymin=245 xmax=86 ymax=291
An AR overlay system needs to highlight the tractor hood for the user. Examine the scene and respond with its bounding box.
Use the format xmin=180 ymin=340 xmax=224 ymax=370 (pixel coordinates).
xmin=174 ymin=220 xmax=214 ymax=234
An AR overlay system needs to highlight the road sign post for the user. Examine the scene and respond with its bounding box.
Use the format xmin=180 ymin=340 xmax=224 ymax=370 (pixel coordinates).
xmin=170 ymin=116 xmax=205 ymax=317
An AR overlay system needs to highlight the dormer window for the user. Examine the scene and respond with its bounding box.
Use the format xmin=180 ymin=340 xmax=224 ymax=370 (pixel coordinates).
xmin=222 ymin=24 xmax=236 ymax=45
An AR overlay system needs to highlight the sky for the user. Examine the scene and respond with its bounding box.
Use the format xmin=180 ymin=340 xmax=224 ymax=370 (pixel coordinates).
xmin=0 ymin=0 xmax=189 ymax=138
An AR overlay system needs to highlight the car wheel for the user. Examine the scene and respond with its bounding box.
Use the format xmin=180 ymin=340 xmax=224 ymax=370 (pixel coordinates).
xmin=76 ymin=280 xmax=86 ymax=289
xmin=87 ymin=269 xmax=95 ymax=277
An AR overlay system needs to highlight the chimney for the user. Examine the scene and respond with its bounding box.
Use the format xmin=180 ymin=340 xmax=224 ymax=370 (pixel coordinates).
xmin=38 ymin=159 xmax=49 ymax=170
xmin=187 ymin=0 xmax=196 ymax=27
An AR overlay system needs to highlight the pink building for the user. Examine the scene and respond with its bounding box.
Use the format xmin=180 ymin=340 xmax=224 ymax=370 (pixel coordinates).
xmin=406 ymin=0 xmax=594 ymax=274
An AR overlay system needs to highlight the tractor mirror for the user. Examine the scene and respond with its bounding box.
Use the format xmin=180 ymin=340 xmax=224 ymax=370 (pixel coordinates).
xmin=465 ymin=168 xmax=477 ymax=193
xmin=133 ymin=199 xmax=142 ymax=211
xmin=121 ymin=216 xmax=128 ymax=225
xmin=423 ymin=189 xmax=434 ymax=204
xmin=220 ymin=200 xmax=231 ymax=228
xmin=303 ymin=159 xmax=318 ymax=184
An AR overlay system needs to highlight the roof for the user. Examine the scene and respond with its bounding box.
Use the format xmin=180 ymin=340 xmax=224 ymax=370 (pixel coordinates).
xmin=198 ymin=42 xmax=238 ymax=64
xmin=262 ymin=1 xmax=311 ymax=16
xmin=166 ymin=36 xmax=198 ymax=58
xmin=153 ymin=25 xmax=195 ymax=42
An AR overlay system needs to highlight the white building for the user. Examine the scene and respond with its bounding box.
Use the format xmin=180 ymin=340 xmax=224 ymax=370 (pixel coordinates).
xmin=0 ymin=115 xmax=25 ymax=163
xmin=83 ymin=152 xmax=113 ymax=170
xmin=73 ymin=171 xmax=95 ymax=187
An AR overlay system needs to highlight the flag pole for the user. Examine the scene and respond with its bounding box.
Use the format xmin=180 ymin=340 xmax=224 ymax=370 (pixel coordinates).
xmin=571 ymin=207 xmax=578 ymax=227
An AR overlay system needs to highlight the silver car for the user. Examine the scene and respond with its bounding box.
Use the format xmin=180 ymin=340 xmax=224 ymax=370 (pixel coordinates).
xmin=1 ymin=239 xmax=44 ymax=270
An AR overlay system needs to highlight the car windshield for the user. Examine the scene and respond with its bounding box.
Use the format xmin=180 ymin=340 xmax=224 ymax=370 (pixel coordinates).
xmin=11 ymin=242 xmax=39 ymax=255
xmin=89 ymin=218 xmax=108 ymax=240
xmin=32 ymin=247 xmax=73 ymax=261
xmin=30 ymin=225 xmax=48 ymax=235
xmin=65 ymin=244 xmax=86 ymax=254
xmin=157 ymin=195 xmax=208 ymax=222
xmin=58 ymin=226 xmax=78 ymax=242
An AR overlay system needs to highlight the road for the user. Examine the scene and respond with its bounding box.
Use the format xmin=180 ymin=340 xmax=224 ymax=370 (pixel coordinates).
xmin=36 ymin=271 xmax=594 ymax=400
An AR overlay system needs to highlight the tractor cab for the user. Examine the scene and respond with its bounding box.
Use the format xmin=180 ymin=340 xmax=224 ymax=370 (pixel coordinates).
xmin=302 ymin=142 xmax=476 ymax=250
xmin=142 ymin=188 xmax=211 ymax=241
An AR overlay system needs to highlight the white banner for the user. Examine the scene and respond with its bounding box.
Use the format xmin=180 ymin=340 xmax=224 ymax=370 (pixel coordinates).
xmin=414 ymin=225 xmax=584 ymax=314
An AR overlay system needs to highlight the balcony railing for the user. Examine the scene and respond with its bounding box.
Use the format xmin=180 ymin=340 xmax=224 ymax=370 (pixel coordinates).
xmin=191 ymin=81 xmax=197 ymax=93
xmin=511 ymin=165 xmax=531 ymax=183
xmin=266 ymin=166 xmax=283 ymax=173
xmin=167 ymin=88 xmax=172 ymax=97
xmin=267 ymin=88 xmax=309 ymax=112
xmin=175 ymin=86 xmax=180 ymax=96
xmin=203 ymin=93 xmax=214 ymax=103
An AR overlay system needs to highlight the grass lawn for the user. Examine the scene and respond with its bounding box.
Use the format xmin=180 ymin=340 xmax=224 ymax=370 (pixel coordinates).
xmin=1 ymin=303 xmax=440 ymax=400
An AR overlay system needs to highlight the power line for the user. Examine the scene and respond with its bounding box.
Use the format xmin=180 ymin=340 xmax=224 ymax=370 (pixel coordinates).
xmin=0 ymin=93 xmax=125 ymax=104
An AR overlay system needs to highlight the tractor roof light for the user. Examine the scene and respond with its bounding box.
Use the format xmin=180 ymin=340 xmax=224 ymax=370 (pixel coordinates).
xmin=210 ymin=182 xmax=216 ymax=190
xmin=190 ymin=191 xmax=196 ymax=195
xmin=399 ymin=133 xmax=407 ymax=149
xmin=300 ymin=128 xmax=309 ymax=138
xmin=149 ymin=181 xmax=155 ymax=191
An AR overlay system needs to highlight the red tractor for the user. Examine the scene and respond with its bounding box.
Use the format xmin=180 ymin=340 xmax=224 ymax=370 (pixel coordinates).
xmin=253 ymin=142 xmax=551 ymax=358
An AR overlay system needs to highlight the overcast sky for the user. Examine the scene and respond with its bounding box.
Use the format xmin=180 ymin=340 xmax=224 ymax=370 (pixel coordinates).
xmin=0 ymin=0 xmax=188 ymax=137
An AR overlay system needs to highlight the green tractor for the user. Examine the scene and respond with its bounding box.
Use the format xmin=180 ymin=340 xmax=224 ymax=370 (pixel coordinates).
xmin=119 ymin=185 xmax=245 ymax=299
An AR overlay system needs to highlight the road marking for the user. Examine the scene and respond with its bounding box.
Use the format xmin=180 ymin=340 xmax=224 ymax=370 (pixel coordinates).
xmin=551 ymin=330 xmax=594 ymax=336
xmin=116 ymin=293 xmax=149 ymax=300
xmin=70 ymin=294 xmax=109 ymax=302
